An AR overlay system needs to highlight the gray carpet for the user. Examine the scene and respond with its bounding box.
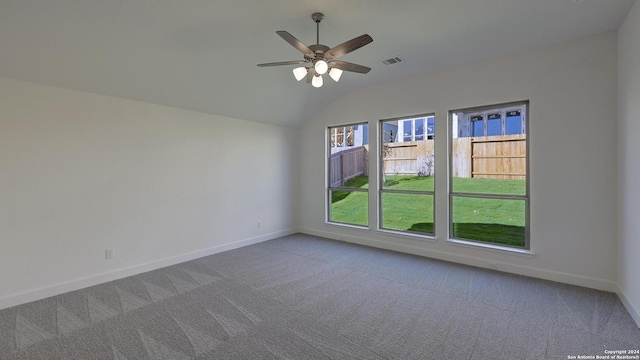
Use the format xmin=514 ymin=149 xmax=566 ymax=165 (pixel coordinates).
xmin=0 ymin=234 xmax=638 ymax=359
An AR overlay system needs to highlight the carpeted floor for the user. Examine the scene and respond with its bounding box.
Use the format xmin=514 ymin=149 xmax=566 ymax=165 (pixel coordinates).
xmin=0 ymin=233 xmax=638 ymax=359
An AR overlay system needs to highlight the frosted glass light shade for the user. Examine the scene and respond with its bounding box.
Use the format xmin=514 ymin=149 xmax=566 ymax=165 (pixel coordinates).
xmin=312 ymin=74 xmax=323 ymax=88
xmin=293 ymin=67 xmax=307 ymax=81
xmin=329 ymin=68 xmax=343 ymax=82
xmin=314 ymin=60 xmax=328 ymax=75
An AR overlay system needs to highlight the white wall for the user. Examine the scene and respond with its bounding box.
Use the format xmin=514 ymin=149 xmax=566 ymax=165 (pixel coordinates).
xmin=0 ymin=77 xmax=298 ymax=309
xmin=617 ymin=0 xmax=640 ymax=326
xmin=299 ymin=33 xmax=619 ymax=291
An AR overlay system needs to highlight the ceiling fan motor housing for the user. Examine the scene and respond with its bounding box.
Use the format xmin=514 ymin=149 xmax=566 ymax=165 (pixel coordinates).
xmin=311 ymin=12 xmax=324 ymax=23
xmin=309 ymin=44 xmax=330 ymax=57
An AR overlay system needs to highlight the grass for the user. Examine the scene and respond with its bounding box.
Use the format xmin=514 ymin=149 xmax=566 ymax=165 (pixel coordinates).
xmin=452 ymin=176 xmax=525 ymax=195
xmin=330 ymin=175 xmax=526 ymax=247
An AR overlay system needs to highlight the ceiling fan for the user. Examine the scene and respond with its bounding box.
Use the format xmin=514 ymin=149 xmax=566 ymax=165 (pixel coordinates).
xmin=257 ymin=12 xmax=373 ymax=88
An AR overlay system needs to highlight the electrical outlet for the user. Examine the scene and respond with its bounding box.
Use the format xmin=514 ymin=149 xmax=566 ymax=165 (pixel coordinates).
xmin=105 ymin=249 xmax=114 ymax=260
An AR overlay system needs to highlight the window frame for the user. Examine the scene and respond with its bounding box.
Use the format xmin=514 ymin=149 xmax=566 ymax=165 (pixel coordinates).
xmin=378 ymin=113 xmax=436 ymax=237
xmin=326 ymin=122 xmax=370 ymax=228
xmin=448 ymin=101 xmax=530 ymax=250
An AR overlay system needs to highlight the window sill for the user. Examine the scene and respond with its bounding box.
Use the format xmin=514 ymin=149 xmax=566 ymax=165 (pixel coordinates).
xmin=325 ymin=221 xmax=371 ymax=232
xmin=446 ymin=238 xmax=535 ymax=258
xmin=377 ymin=228 xmax=438 ymax=243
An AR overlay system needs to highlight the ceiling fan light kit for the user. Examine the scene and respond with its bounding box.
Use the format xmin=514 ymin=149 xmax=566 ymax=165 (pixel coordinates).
xmin=314 ymin=59 xmax=328 ymax=75
xmin=329 ymin=68 xmax=343 ymax=82
xmin=257 ymin=12 xmax=373 ymax=88
xmin=312 ymin=74 xmax=323 ymax=88
xmin=293 ymin=67 xmax=307 ymax=81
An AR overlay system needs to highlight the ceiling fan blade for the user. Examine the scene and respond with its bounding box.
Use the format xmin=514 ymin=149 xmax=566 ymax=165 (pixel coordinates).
xmin=329 ymin=60 xmax=371 ymax=74
xmin=276 ymin=31 xmax=315 ymax=59
xmin=257 ymin=60 xmax=309 ymax=67
xmin=324 ymin=34 xmax=373 ymax=60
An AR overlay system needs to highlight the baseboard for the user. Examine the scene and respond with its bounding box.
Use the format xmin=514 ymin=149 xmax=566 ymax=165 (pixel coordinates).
xmin=0 ymin=228 xmax=296 ymax=311
xmin=300 ymin=227 xmax=618 ymax=293
xmin=617 ymin=287 xmax=640 ymax=328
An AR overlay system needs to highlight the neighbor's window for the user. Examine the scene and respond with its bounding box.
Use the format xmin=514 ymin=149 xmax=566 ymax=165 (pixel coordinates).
xmin=330 ymin=126 xmax=357 ymax=148
xmin=450 ymin=102 xmax=529 ymax=249
xmin=327 ymin=123 xmax=369 ymax=227
xmin=461 ymin=110 xmax=525 ymax=138
xmin=379 ymin=114 xmax=435 ymax=236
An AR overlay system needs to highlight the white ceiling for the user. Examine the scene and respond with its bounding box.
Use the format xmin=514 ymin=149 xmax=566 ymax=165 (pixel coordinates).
xmin=0 ymin=0 xmax=634 ymax=127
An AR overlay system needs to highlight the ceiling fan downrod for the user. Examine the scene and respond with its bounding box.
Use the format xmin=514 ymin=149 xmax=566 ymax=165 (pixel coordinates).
xmin=312 ymin=12 xmax=324 ymax=46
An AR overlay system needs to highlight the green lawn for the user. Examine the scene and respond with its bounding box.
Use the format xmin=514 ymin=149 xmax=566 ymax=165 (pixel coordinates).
xmin=331 ymin=176 xmax=526 ymax=247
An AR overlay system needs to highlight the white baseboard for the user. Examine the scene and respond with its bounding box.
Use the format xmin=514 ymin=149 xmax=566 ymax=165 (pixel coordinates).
xmin=617 ymin=287 xmax=640 ymax=329
xmin=300 ymin=227 xmax=618 ymax=293
xmin=0 ymin=228 xmax=296 ymax=311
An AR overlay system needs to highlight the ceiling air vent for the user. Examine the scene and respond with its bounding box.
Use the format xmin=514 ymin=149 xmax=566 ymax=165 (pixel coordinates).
xmin=382 ymin=57 xmax=403 ymax=65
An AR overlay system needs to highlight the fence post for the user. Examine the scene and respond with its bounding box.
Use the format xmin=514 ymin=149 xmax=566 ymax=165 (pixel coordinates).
xmin=341 ymin=151 xmax=345 ymax=186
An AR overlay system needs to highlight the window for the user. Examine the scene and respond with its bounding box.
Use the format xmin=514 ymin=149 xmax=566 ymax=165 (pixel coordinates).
xmin=330 ymin=127 xmax=344 ymax=147
xmin=472 ymin=115 xmax=484 ymax=137
xmin=450 ymin=101 xmax=529 ymax=249
xmin=462 ymin=108 xmax=525 ymax=137
xmin=505 ymin=110 xmax=522 ymax=135
xmin=402 ymin=119 xmax=413 ymax=142
xmin=414 ymin=118 xmax=424 ymax=141
xmin=427 ymin=117 xmax=435 ymax=138
xmin=330 ymin=125 xmax=357 ymax=149
xmin=487 ymin=113 xmax=501 ymax=136
xmin=327 ymin=123 xmax=369 ymax=227
xmin=398 ymin=116 xmax=434 ymax=142
xmin=379 ymin=114 xmax=435 ymax=236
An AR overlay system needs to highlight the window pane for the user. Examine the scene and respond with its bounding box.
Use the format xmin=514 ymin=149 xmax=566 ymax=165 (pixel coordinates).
xmin=487 ymin=113 xmax=501 ymax=136
xmin=328 ymin=122 xmax=370 ymax=228
xmin=451 ymin=102 xmax=528 ymax=249
xmin=380 ymin=114 xmax=436 ymax=237
xmin=382 ymin=118 xmax=434 ymax=190
xmin=346 ymin=126 xmax=354 ymax=146
xmin=403 ymin=119 xmax=413 ymax=142
xmin=505 ymin=111 xmax=521 ymax=135
xmin=336 ymin=127 xmax=344 ymax=146
xmin=451 ymin=196 xmax=525 ymax=248
xmin=427 ymin=116 xmax=435 ymax=136
xmin=330 ymin=190 xmax=368 ymax=226
xmin=383 ymin=123 xmax=397 ymax=143
xmin=382 ymin=193 xmax=433 ymax=234
xmin=415 ymin=119 xmax=424 ymax=141
xmin=472 ymin=116 xmax=483 ymax=136
xmin=329 ymin=124 xmax=369 ymax=188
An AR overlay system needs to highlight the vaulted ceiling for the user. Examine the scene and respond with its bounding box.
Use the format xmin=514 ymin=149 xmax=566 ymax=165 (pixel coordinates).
xmin=0 ymin=0 xmax=634 ymax=127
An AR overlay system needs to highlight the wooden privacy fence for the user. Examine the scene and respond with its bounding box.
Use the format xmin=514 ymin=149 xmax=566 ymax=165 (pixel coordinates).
xmin=383 ymin=140 xmax=434 ymax=176
xmin=330 ymin=146 xmax=368 ymax=187
xmin=452 ymin=134 xmax=526 ymax=179
xmin=382 ymin=134 xmax=526 ymax=179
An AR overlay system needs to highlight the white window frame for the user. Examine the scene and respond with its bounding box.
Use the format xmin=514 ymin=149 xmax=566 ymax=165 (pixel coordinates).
xmin=448 ymin=101 xmax=530 ymax=250
xmin=379 ymin=113 xmax=436 ymax=237
xmin=326 ymin=122 xmax=369 ymax=228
